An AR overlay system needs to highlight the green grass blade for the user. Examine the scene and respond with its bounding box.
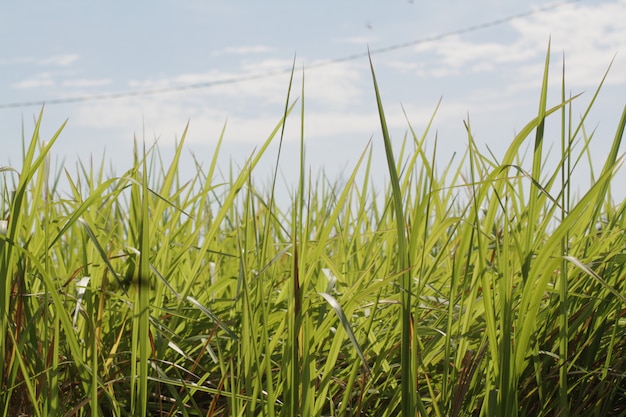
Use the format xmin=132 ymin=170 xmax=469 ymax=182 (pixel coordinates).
xmin=369 ymin=53 xmax=421 ymax=417
xmin=318 ymin=292 xmax=370 ymax=374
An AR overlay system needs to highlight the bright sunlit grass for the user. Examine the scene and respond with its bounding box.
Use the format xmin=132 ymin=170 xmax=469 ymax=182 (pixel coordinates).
xmin=1 ymin=50 xmax=626 ymax=417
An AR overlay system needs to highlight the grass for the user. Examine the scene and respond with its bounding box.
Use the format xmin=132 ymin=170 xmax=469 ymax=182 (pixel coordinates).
xmin=1 ymin=51 xmax=626 ymax=416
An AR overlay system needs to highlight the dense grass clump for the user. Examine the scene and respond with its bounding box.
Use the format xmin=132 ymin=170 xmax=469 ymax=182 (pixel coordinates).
xmin=1 ymin=52 xmax=626 ymax=416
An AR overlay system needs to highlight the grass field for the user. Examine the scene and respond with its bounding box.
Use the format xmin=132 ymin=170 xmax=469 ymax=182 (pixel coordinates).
xmin=1 ymin=50 xmax=626 ymax=416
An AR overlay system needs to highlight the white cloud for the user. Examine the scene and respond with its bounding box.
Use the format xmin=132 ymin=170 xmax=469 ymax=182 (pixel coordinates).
xmin=297 ymin=61 xmax=365 ymax=109
xmin=62 ymin=79 xmax=112 ymax=88
xmin=39 ymin=54 xmax=80 ymax=67
xmin=0 ymin=56 xmax=37 ymax=66
xmin=13 ymin=72 xmax=55 ymax=89
xmin=117 ymin=56 xmax=365 ymax=113
xmin=10 ymin=54 xmax=84 ymax=89
xmin=216 ymin=45 xmax=273 ymax=55
xmin=67 ymin=57 xmax=375 ymax=147
xmin=396 ymin=0 xmax=626 ymax=88
xmin=239 ymin=58 xmax=297 ymax=72
xmin=1 ymin=54 xmax=79 ymax=68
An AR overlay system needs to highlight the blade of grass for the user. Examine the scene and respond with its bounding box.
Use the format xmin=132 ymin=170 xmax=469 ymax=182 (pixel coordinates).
xmin=129 ymin=142 xmax=152 ymax=417
xmin=369 ymin=52 xmax=422 ymax=417
xmin=524 ymin=39 xmax=551 ymax=284
xmin=318 ymin=292 xmax=370 ymax=374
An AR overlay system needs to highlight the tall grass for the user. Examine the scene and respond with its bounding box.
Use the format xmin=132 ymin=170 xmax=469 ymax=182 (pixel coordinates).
xmin=1 ymin=53 xmax=626 ymax=416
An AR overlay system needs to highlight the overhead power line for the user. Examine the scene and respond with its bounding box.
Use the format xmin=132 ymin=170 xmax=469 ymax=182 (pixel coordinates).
xmin=0 ymin=0 xmax=584 ymax=110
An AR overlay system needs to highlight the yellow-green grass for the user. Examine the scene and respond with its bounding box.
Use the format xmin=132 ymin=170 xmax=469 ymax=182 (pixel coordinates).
xmin=1 ymin=51 xmax=625 ymax=416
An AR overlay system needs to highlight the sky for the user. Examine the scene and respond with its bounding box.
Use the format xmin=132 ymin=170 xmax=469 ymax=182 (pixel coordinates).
xmin=1 ymin=0 xmax=625 ymax=204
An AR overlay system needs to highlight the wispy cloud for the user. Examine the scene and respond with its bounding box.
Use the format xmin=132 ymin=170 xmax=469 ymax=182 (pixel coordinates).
xmin=396 ymin=0 xmax=626 ymax=88
xmin=213 ymin=45 xmax=273 ymax=56
xmin=13 ymin=72 xmax=56 ymax=89
xmin=68 ymin=57 xmax=374 ymax=145
xmin=62 ymin=79 xmax=112 ymax=88
xmin=123 ymin=58 xmax=365 ymax=108
xmin=0 ymin=56 xmax=37 ymax=66
xmin=38 ymin=54 xmax=80 ymax=67
xmin=1 ymin=54 xmax=79 ymax=68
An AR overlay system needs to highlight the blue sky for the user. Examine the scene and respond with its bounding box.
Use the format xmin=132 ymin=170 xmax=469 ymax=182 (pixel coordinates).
xmin=1 ymin=0 xmax=625 ymax=201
